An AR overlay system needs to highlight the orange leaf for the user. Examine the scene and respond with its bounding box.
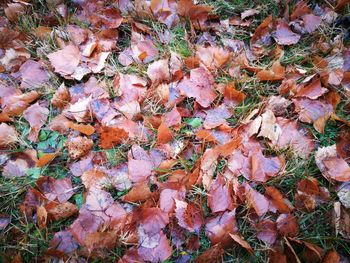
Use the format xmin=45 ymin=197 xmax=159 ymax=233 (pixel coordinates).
xmin=67 ymin=121 xmax=95 ymax=136
xmin=36 ymin=152 xmax=58 ymax=167
xmin=157 ymin=123 xmax=173 ymax=144
xmin=229 ymin=233 xmax=253 ymax=254
xmin=99 ymin=126 xmax=128 ymax=149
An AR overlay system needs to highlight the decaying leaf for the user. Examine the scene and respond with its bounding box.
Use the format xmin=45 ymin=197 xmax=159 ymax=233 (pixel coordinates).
xmin=315 ymin=145 xmax=350 ymax=182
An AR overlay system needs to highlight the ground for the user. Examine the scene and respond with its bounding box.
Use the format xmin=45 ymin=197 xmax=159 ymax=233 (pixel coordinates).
xmin=0 ymin=0 xmax=350 ymax=262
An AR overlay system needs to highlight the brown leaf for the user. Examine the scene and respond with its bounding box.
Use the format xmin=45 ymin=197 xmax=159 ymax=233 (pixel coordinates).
xmin=2 ymin=91 xmax=40 ymax=117
xmin=335 ymin=0 xmax=350 ymax=13
xmin=81 ymin=168 xmax=108 ymax=190
xmin=302 ymin=14 xmax=322 ymax=33
xmin=295 ymin=177 xmax=330 ymax=211
xmin=19 ymin=60 xmax=49 ymax=89
xmin=256 ymin=219 xmax=278 ymax=245
xmin=175 ymin=199 xmax=203 ymax=233
xmin=128 ymin=159 xmax=153 ymax=183
xmin=177 ymin=67 xmax=217 ymax=108
xmin=67 ymin=122 xmax=95 ymax=136
xmin=163 ymin=107 xmax=182 ymax=127
xmin=138 ymin=230 xmax=172 ymax=262
xmin=196 ymin=45 xmax=231 ymax=70
xmin=99 ymin=126 xmax=129 ymax=149
xmin=265 ymin=186 xmax=293 ymax=213
xmin=257 ymin=110 xmax=281 ymax=144
xmin=4 ymin=3 xmax=26 ymax=21
xmin=66 ymin=136 xmax=93 ymax=160
xmin=276 ymin=214 xmax=299 ymax=237
xmin=48 ymin=45 xmax=81 ymax=77
xmin=0 ymin=123 xmax=18 ymax=149
xmin=245 ymin=183 xmax=269 ymax=216
xmin=85 ymin=231 xmax=118 ymax=251
xmin=49 ymin=114 xmax=71 ymax=134
xmin=122 ymin=182 xmax=152 ymax=203
xmin=251 ymin=15 xmax=273 ymax=45
xmin=273 ymin=117 xmax=315 ymax=158
xmin=48 ymin=230 xmax=78 ymax=256
xmin=250 ymin=149 xmax=285 ymax=182
xmin=65 ymin=95 xmax=92 ymax=123
xmin=274 ymin=20 xmax=301 ymax=45
xmin=229 ymin=233 xmax=253 ymax=254
xmin=293 ymin=98 xmax=333 ymax=133
xmin=295 ymin=78 xmax=328 ymax=99
xmin=36 ymin=152 xmax=58 ymax=167
xmin=205 ymin=210 xmax=237 ymax=247
xmin=315 ymin=145 xmax=350 ymax=182
xmin=322 ymin=250 xmax=340 ymax=263
xmin=157 ymin=122 xmax=173 ymax=144
xmin=45 ymin=202 xmax=78 ymax=221
xmin=204 ymin=104 xmax=231 ymax=129
xmin=195 ymin=243 xmax=224 ymax=263
xmin=241 ymin=8 xmax=259 ymax=19
xmin=37 ymin=177 xmax=74 ymax=203
xmin=333 ymin=201 xmax=350 ymax=239
xmin=51 ymin=84 xmax=70 ymax=109
xmin=23 ymin=103 xmax=49 ymax=142
xmin=37 ymin=206 xmax=48 ymax=229
xmin=257 ymin=61 xmax=285 ymax=81
xmin=159 ymin=185 xmax=186 ymax=213
xmin=147 ymin=58 xmax=170 ymax=83
xmin=178 ymin=0 xmax=212 ymax=22
xmin=208 ymin=175 xmax=235 ymax=213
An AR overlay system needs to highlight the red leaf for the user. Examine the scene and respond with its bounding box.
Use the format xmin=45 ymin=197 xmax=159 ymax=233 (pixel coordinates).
xmin=276 ymin=214 xmax=299 ymax=237
xmin=175 ymin=199 xmax=203 ymax=233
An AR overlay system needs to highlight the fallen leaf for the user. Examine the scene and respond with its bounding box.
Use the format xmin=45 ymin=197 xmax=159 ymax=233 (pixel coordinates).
xmin=147 ymin=58 xmax=170 ymax=84
xmin=205 ymin=210 xmax=237 ymax=247
xmin=302 ymin=14 xmax=322 ymax=33
xmin=66 ymin=136 xmax=93 ymax=160
xmin=175 ymin=199 xmax=203 ymax=233
xmin=276 ymin=214 xmax=299 ymax=237
xmin=19 ymin=60 xmax=49 ymax=89
xmin=295 ymin=79 xmax=328 ymax=99
xmin=245 ymin=184 xmax=269 ymax=216
xmin=322 ymin=250 xmax=340 ymax=263
xmin=255 ymin=219 xmax=278 ymax=245
xmin=48 ymin=45 xmax=81 ymax=77
xmin=257 ymin=61 xmax=285 ymax=81
xmin=195 ymin=243 xmax=224 ymax=263
xmin=51 ymin=83 xmax=70 ymax=109
xmin=241 ymin=8 xmax=259 ymax=19
xmin=36 ymin=152 xmax=58 ymax=167
xmin=315 ymin=145 xmax=350 ymax=182
xmin=37 ymin=206 xmax=48 ymax=229
xmin=207 ymin=175 xmax=235 ymax=213
xmin=204 ymin=104 xmax=231 ymax=129
xmin=128 ymin=159 xmax=153 ymax=183
xmin=157 ymin=123 xmax=173 ymax=144
xmin=229 ymin=233 xmax=253 ymax=254
xmin=45 ymin=202 xmax=78 ymax=221
xmin=274 ymin=20 xmax=301 ymax=45
xmin=177 ymin=67 xmax=217 ymax=108
xmin=196 ymin=45 xmax=231 ymax=70
xmin=0 ymin=123 xmax=18 ymax=149
xmin=265 ymin=186 xmax=293 ymax=213
xmin=122 ymin=182 xmax=152 ymax=203
xmin=67 ymin=122 xmax=95 ymax=136
xmin=23 ymin=103 xmax=49 ymax=142
xmin=99 ymin=126 xmax=129 ymax=149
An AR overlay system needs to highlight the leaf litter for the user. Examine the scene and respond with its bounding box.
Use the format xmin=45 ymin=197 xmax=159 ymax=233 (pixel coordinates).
xmin=0 ymin=0 xmax=350 ymax=262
